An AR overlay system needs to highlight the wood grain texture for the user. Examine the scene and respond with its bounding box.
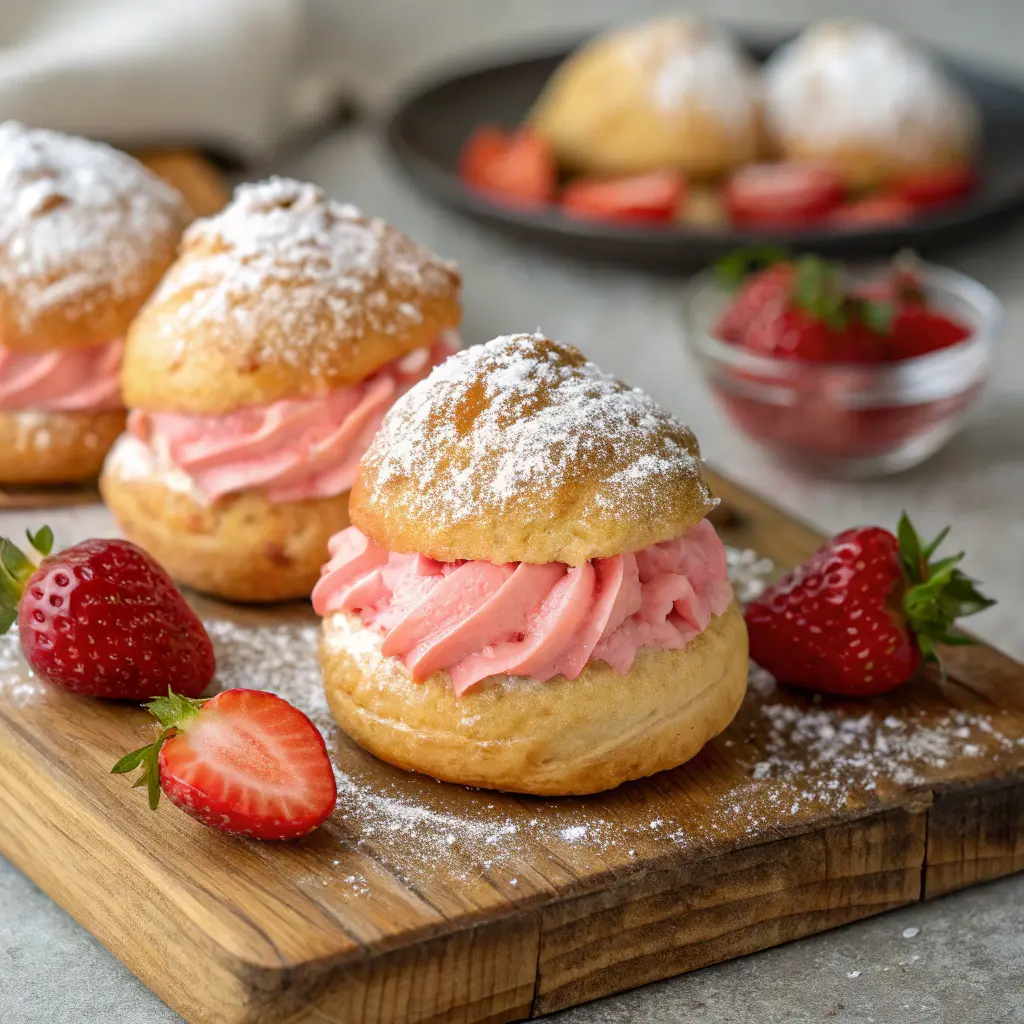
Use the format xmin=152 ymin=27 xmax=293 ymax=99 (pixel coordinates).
xmin=1 ymin=467 xmax=1022 ymax=1023
xmin=534 ymin=809 xmax=924 ymax=1014
xmin=0 ymin=150 xmax=226 ymax=510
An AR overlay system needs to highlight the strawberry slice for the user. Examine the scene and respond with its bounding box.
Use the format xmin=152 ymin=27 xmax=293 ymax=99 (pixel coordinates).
xmin=458 ymin=124 xmax=506 ymax=184
xmin=560 ymin=170 xmax=686 ymax=224
xmin=724 ymin=163 xmax=846 ymax=228
xmin=458 ymin=125 xmax=556 ymax=207
xmin=113 ymin=689 xmax=337 ymax=841
xmin=893 ymin=163 xmax=977 ymax=208
xmin=829 ymin=193 xmax=916 ymax=228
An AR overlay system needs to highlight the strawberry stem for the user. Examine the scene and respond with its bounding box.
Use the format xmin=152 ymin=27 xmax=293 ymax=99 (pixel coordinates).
xmin=0 ymin=526 xmax=54 ymax=634
xmin=111 ymin=688 xmax=209 ymax=810
xmin=896 ymin=513 xmax=996 ymax=667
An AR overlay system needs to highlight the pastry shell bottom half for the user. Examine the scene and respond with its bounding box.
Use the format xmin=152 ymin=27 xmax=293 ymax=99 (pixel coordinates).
xmin=320 ymin=601 xmax=748 ymax=795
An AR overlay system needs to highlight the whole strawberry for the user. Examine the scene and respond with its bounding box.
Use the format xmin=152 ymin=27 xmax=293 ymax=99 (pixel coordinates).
xmin=0 ymin=529 xmax=214 ymax=700
xmin=745 ymin=515 xmax=994 ymax=696
xmin=113 ymin=688 xmax=337 ymax=841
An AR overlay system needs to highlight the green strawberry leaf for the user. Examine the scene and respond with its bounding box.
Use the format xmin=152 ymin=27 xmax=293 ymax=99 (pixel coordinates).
xmin=857 ymin=299 xmax=896 ymax=335
xmin=898 ymin=515 xmax=995 ymax=664
xmin=26 ymin=526 xmax=53 ymax=557
xmin=112 ymin=689 xmax=207 ymax=811
xmin=0 ymin=538 xmax=35 ymax=587
xmin=111 ymin=729 xmax=169 ymax=811
xmin=0 ymin=535 xmax=39 ymax=635
xmin=145 ymin=688 xmax=207 ymax=730
xmin=714 ymin=246 xmax=789 ymax=291
xmin=921 ymin=525 xmax=951 ymax=561
xmin=897 ymin=513 xmax=923 ymax=582
xmin=791 ymin=256 xmax=851 ymax=331
xmin=111 ymin=745 xmax=150 ymax=774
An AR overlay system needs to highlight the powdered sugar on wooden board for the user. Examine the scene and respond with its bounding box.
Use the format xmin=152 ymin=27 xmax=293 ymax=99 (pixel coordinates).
xmin=365 ymin=333 xmax=705 ymax=526
xmin=181 ymin=546 xmax=1017 ymax=884
xmin=150 ymin=177 xmax=459 ymax=373
xmin=0 ymin=121 xmax=186 ymax=330
xmin=763 ymin=21 xmax=978 ymax=156
xmin=1 ymin=546 xmax=1021 ymax=887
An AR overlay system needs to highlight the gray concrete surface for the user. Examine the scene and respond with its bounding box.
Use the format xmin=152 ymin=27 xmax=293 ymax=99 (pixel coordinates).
xmin=4 ymin=1 xmax=1024 ymax=1021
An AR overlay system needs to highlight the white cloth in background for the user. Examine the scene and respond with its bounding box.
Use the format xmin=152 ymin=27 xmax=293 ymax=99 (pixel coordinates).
xmin=0 ymin=0 xmax=349 ymax=161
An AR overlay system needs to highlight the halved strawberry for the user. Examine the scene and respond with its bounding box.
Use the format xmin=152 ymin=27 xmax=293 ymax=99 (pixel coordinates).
xmin=724 ymin=164 xmax=846 ymax=228
xmin=893 ymin=163 xmax=977 ymax=208
xmin=458 ymin=125 xmax=556 ymax=207
xmin=829 ymin=193 xmax=916 ymax=228
xmin=113 ymin=689 xmax=337 ymax=841
xmin=560 ymin=170 xmax=685 ymax=224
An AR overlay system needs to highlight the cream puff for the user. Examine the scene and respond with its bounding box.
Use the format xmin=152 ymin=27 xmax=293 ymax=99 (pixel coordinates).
xmin=0 ymin=122 xmax=189 ymax=485
xmin=101 ymin=177 xmax=461 ymax=603
xmin=530 ymin=17 xmax=762 ymax=181
xmin=313 ymin=333 xmax=748 ymax=795
xmin=763 ymin=21 xmax=979 ymax=188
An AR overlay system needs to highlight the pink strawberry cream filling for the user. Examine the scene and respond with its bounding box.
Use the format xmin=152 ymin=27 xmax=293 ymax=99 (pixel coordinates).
xmin=0 ymin=340 xmax=123 ymax=412
xmin=313 ymin=519 xmax=734 ymax=695
xmin=128 ymin=337 xmax=455 ymax=503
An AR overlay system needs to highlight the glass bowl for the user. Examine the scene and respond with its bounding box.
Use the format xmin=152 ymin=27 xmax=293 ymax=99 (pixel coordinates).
xmin=682 ymin=262 xmax=1003 ymax=478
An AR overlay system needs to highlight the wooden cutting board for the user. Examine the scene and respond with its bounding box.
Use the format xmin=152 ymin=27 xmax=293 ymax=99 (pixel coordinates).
xmin=1 ymin=468 xmax=1022 ymax=1024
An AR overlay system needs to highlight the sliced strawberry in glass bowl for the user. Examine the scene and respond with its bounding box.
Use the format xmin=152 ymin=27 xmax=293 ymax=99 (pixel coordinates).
xmin=684 ymin=252 xmax=1002 ymax=477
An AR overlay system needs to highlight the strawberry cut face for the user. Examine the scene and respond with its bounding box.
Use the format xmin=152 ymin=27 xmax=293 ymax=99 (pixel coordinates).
xmin=156 ymin=689 xmax=337 ymax=841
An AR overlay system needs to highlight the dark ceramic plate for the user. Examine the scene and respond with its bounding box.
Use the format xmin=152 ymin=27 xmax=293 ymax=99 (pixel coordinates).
xmin=385 ymin=33 xmax=1024 ymax=269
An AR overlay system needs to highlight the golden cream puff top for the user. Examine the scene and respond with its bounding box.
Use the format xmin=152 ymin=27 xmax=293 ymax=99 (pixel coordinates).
xmin=530 ymin=16 xmax=762 ymax=178
xmin=351 ymin=333 xmax=715 ymax=566
xmin=122 ymin=177 xmax=462 ymax=414
xmin=0 ymin=121 xmax=189 ymax=352
xmin=763 ymin=21 xmax=978 ymax=160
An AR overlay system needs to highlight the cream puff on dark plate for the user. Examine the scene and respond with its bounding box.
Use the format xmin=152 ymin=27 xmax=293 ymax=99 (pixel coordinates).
xmin=101 ymin=177 xmax=461 ymax=603
xmin=313 ymin=333 xmax=747 ymax=795
xmin=763 ymin=21 xmax=979 ymax=188
xmin=0 ymin=121 xmax=189 ymax=485
xmin=530 ymin=16 xmax=762 ymax=181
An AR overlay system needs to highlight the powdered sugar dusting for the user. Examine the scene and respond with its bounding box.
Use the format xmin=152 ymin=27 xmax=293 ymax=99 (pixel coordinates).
xmin=177 ymin=548 xmax=1024 ymax=885
xmin=0 ymin=121 xmax=186 ymax=330
xmin=0 ymin=634 xmax=47 ymax=706
xmin=618 ymin=17 xmax=760 ymax=129
xmin=748 ymin=699 xmax=1024 ymax=794
xmin=764 ymin=21 xmax=978 ymax=158
xmin=149 ymin=177 xmax=458 ymax=373
xmin=365 ymin=333 xmax=705 ymax=528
